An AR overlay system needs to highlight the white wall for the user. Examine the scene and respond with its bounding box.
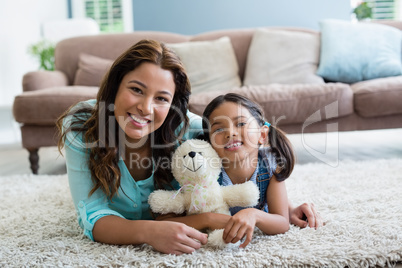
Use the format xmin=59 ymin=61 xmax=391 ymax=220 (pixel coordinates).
xmin=0 ymin=0 xmax=68 ymax=107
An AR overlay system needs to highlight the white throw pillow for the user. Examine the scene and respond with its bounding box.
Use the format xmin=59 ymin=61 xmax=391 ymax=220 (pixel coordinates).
xmin=244 ymin=29 xmax=324 ymax=85
xmin=168 ymin=37 xmax=241 ymax=94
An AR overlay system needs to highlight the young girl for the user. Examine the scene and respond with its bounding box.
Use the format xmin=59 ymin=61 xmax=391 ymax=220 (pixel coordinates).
xmin=202 ymin=93 xmax=295 ymax=248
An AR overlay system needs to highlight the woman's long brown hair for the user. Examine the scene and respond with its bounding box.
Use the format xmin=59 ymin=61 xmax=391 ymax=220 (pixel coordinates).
xmin=57 ymin=39 xmax=191 ymax=199
xmin=202 ymin=93 xmax=295 ymax=181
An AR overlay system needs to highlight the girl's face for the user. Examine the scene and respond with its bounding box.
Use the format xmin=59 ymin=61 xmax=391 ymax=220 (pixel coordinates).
xmin=114 ymin=62 xmax=175 ymax=145
xmin=208 ymin=101 xmax=267 ymax=166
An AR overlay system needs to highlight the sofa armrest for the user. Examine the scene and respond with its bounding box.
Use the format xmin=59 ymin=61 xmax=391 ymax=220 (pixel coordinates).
xmin=22 ymin=70 xmax=69 ymax=92
xmin=371 ymin=20 xmax=402 ymax=31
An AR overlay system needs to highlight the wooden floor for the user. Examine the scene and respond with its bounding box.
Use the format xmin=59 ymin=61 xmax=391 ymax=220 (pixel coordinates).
xmin=1 ymin=128 xmax=401 ymax=176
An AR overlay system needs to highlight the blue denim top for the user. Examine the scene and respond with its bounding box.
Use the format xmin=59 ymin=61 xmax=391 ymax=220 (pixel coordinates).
xmin=218 ymin=148 xmax=277 ymax=215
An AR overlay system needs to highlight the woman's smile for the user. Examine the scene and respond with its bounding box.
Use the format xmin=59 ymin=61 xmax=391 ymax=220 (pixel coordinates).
xmin=128 ymin=113 xmax=152 ymax=127
xmin=114 ymin=62 xmax=175 ymax=143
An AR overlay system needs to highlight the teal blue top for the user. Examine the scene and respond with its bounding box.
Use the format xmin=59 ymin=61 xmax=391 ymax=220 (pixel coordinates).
xmin=63 ymin=99 xmax=203 ymax=241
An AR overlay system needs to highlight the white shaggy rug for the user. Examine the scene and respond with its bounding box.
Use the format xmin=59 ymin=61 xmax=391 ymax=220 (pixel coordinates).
xmin=1 ymin=158 xmax=402 ymax=267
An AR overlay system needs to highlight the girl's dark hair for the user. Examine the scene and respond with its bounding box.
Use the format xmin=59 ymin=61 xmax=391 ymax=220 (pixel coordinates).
xmin=202 ymin=93 xmax=295 ymax=181
xmin=57 ymin=39 xmax=191 ymax=198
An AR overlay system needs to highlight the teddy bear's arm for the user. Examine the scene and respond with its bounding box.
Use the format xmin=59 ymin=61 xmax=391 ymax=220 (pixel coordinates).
xmin=221 ymin=181 xmax=260 ymax=207
xmin=148 ymin=190 xmax=187 ymax=215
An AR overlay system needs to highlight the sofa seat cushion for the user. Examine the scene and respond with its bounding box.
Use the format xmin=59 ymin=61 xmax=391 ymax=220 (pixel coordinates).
xmin=351 ymin=76 xmax=402 ymax=118
xmin=189 ymin=83 xmax=353 ymax=125
xmin=13 ymin=86 xmax=98 ymax=125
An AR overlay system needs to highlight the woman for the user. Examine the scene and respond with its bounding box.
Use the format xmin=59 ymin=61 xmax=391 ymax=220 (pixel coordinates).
xmin=57 ymin=39 xmax=322 ymax=255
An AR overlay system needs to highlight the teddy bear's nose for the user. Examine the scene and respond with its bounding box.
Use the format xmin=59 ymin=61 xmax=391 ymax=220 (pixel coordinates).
xmin=188 ymin=151 xmax=196 ymax=158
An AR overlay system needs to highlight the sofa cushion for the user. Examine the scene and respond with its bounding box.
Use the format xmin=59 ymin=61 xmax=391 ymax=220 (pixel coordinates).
xmin=190 ymin=29 xmax=255 ymax=81
xmin=167 ymin=37 xmax=241 ymax=94
xmin=244 ymin=29 xmax=324 ymax=85
xmin=73 ymin=53 xmax=113 ymax=86
xmin=189 ymin=83 xmax=353 ymax=125
xmin=351 ymin=76 xmax=402 ymax=117
xmin=13 ymin=86 xmax=98 ymax=125
xmin=317 ymin=19 xmax=402 ymax=84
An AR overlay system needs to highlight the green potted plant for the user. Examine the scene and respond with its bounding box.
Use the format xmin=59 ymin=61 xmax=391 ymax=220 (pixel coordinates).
xmin=28 ymin=40 xmax=55 ymax=71
xmin=353 ymin=2 xmax=373 ymax=21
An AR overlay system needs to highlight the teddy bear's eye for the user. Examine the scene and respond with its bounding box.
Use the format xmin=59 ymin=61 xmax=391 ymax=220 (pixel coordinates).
xmin=198 ymin=152 xmax=203 ymax=155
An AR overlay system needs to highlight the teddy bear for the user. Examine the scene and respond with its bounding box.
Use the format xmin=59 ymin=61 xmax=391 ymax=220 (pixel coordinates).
xmin=148 ymin=139 xmax=260 ymax=248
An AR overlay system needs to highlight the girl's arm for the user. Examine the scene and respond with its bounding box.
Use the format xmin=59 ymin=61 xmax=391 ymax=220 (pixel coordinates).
xmin=222 ymin=176 xmax=289 ymax=248
xmin=92 ymin=215 xmax=208 ymax=255
xmin=155 ymin=190 xmax=323 ymax=244
xmin=289 ymin=201 xmax=323 ymax=229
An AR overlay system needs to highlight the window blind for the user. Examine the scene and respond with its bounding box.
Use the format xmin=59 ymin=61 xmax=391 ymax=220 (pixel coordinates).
xmin=367 ymin=0 xmax=397 ymax=19
xmin=84 ymin=0 xmax=124 ymax=32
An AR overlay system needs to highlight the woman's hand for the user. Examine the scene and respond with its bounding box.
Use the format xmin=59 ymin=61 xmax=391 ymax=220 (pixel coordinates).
xmin=147 ymin=221 xmax=208 ymax=255
xmin=289 ymin=203 xmax=323 ymax=229
xmin=222 ymin=208 xmax=257 ymax=248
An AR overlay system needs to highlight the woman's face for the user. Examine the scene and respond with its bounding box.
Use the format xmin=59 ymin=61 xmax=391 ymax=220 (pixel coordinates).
xmin=114 ymin=62 xmax=176 ymax=145
xmin=208 ymin=101 xmax=267 ymax=166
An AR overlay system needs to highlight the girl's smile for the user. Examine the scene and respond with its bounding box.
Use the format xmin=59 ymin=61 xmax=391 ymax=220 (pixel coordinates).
xmin=224 ymin=140 xmax=243 ymax=150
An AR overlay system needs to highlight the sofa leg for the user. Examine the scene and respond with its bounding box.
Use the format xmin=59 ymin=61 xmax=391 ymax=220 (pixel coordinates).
xmin=27 ymin=148 xmax=39 ymax=174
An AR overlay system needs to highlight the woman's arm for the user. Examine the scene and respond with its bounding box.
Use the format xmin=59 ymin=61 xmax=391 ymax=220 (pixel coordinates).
xmin=63 ymin=125 xmax=208 ymax=255
xmin=93 ymin=215 xmax=208 ymax=255
xmin=65 ymin=145 xmax=208 ymax=254
xmin=156 ymin=212 xmax=231 ymax=231
xmin=222 ymin=176 xmax=289 ymax=248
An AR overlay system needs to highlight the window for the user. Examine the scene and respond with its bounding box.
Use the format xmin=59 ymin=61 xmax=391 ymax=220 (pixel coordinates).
xmin=85 ymin=0 xmax=122 ymax=32
xmin=351 ymin=0 xmax=402 ymax=20
xmin=369 ymin=0 xmax=396 ymax=19
xmin=71 ymin=0 xmax=133 ymax=33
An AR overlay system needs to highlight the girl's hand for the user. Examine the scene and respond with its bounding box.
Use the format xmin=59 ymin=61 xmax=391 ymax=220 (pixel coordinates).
xmin=147 ymin=221 xmax=208 ymax=255
xmin=222 ymin=208 xmax=257 ymax=248
xmin=289 ymin=203 xmax=323 ymax=229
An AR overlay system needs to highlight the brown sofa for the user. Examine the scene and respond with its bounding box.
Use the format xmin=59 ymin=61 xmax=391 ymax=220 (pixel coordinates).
xmin=13 ymin=21 xmax=402 ymax=174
